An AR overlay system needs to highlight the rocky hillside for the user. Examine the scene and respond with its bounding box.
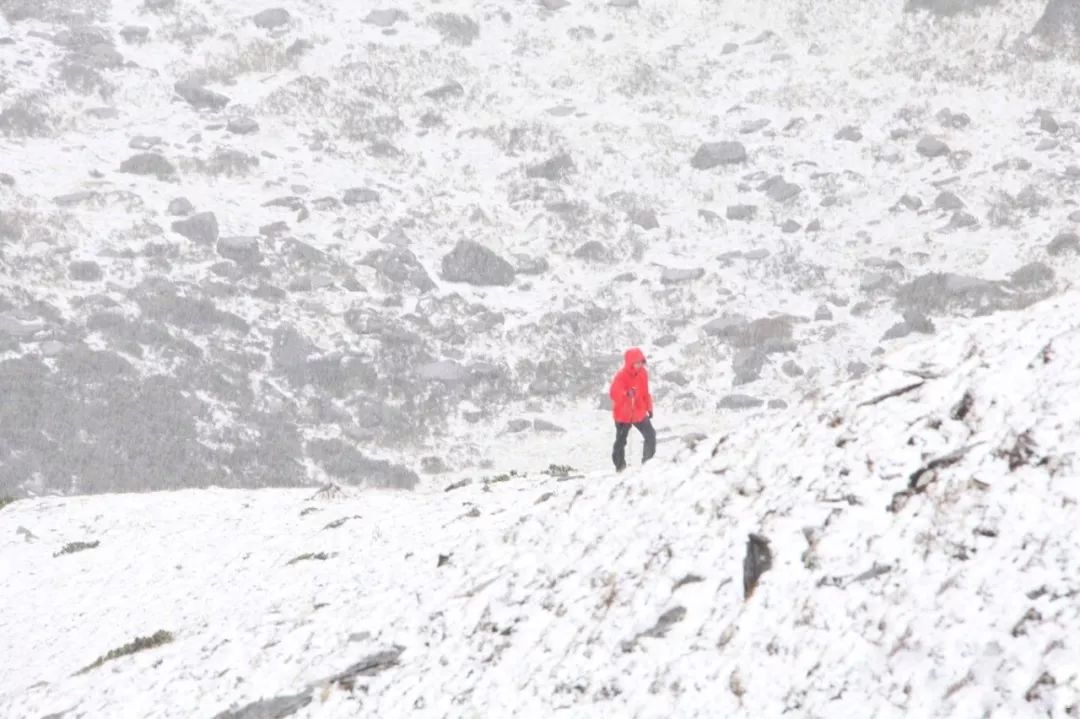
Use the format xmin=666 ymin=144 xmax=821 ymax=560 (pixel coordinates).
xmin=2 ymin=0 xmax=1080 ymax=495
xmin=1 ymin=288 xmax=1078 ymax=717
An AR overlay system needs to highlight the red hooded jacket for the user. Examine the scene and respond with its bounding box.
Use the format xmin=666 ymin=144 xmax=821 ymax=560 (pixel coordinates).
xmin=609 ymin=348 xmax=653 ymax=424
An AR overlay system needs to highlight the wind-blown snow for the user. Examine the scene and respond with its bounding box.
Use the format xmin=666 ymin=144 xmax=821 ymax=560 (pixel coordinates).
xmin=2 ymin=292 xmax=1078 ymax=717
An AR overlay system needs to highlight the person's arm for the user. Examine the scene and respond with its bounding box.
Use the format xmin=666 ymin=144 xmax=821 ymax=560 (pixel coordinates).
xmin=609 ymin=371 xmax=624 ymax=402
xmin=645 ymin=373 xmax=654 ymax=417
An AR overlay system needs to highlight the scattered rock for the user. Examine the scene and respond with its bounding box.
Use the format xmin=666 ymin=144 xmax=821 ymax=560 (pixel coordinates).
xmin=0 ymin=173 xmax=13 ymax=186
xmin=1040 ymin=113 xmax=1059 ymax=134
xmin=759 ymin=175 xmax=802 ymax=203
xmin=814 ymin=304 xmax=833 ymax=321
xmin=897 ymin=194 xmax=923 ymax=211
xmin=573 ymin=240 xmax=611 ymax=263
xmin=423 ymin=81 xmax=464 ymax=100
xmin=743 ymin=533 xmax=772 ymax=599
xmin=835 ymin=125 xmax=863 ymax=142
xmin=690 ymin=141 xmax=747 ymax=170
xmin=1010 ymin=261 xmax=1054 ymax=288
xmin=1032 ymin=0 xmax=1080 ymax=42
xmin=718 ymin=394 xmax=764 ymax=410
xmin=781 ymin=359 xmax=804 ymax=377
xmin=916 ymin=135 xmax=950 ymax=158
xmin=533 ymin=419 xmax=565 ymax=432
xmin=174 ymin=81 xmax=230 ymax=111
xmin=364 ymin=9 xmax=408 ymax=27
xmin=69 ymin=261 xmax=103 ymax=282
xmin=253 ymin=8 xmax=291 ymax=29
xmin=847 ymin=361 xmax=870 ymax=378
xmin=1047 ymin=232 xmax=1079 ymax=256
xmin=726 ymin=205 xmax=757 ymax=221
xmin=629 ymin=208 xmax=659 ymax=229
xmin=905 ymin=0 xmax=999 ymax=17
xmin=119 ymin=153 xmax=175 ymax=178
xmin=217 ymin=236 xmax=262 ymax=265
xmin=441 ymin=240 xmax=515 ymax=286
xmin=343 ymin=188 xmax=380 ymax=205
xmin=171 ymin=212 xmax=219 ymax=244
xmin=660 ymin=267 xmax=705 ymax=285
xmin=936 ymin=107 xmax=971 ymax=128
xmin=428 ymin=12 xmax=480 ymax=46
xmin=526 ymin=153 xmax=575 ymax=182
xmin=732 ymin=349 xmax=767 ymax=385
xmin=739 ymin=119 xmax=770 ymax=134
xmin=129 ymin=135 xmax=161 ymax=150
xmin=946 ymin=211 xmax=978 ymax=230
xmin=167 ymin=198 xmax=194 ymax=218
xmin=227 ymin=117 xmax=259 ymax=135
xmin=360 ymin=247 xmax=436 ymax=292
xmin=781 ymin=219 xmax=801 ymax=233
xmin=767 ymin=399 xmax=788 ymax=409
xmin=934 ymin=191 xmax=965 ymax=211
xmin=120 ymin=25 xmax=150 ymax=43
xmin=540 ymin=0 xmax=571 ymax=9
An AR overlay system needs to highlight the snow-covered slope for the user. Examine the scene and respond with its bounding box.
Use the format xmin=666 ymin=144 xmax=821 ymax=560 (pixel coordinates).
xmin=3 ymin=0 xmax=1080 ymax=495
xmin=2 ymin=291 xmax=1078 ymax=718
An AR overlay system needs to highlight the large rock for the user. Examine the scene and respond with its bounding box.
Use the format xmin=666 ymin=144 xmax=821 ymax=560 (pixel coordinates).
xmin=732 ymin=349 xmax=767 ymax=385
xmin=1032 ymin=0 xmax=1080 ymax=41
xmin=759 ymin=175 xmax=802 ymax=203
xmin=364 ymin=9 xmax=408 ymax=27
xmin=253 ymin=8 xmax=290 ymax=29
xmin=217 ymin=236 xmax=262 ymax=265
xmin=894 ymin=273 xmax=1008 ymax=315
xmin=1010 ymin=262 xmax=1055 ymax=288
xmin=916 ymin=135 xmax=950 ymax=158
xmin=174 ymin=80 xmax=230 ymax=111
xmin=660 ymin=267 xmax=705 ymax=285
xmin=119 ymin=153 xmax=175 ymax=178
xmin=526 ymin=153 xmax=576 ymax=182
xmin=1047 ymin=232 xmax=1079 ymax=256
xmin=361 ymin=247 xmax=436 ymax=293
xmin=690 ymin=142 xmax=747 ymax=169
xmin=441 ymin=240 xmax=515 ymax=286
xmin=171 ymin=212 xmax=219 ymax=244
xmin=905 ymin=0 xmax=998 ymax=16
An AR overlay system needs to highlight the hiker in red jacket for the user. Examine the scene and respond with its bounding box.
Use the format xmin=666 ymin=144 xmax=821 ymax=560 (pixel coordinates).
xmin=608 ymin=347 xmax=656 ymax=472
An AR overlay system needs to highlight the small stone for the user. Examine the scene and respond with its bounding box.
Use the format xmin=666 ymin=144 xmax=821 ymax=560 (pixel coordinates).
xmin=934 ymin=191 xmax=964 ymax=211
xmin=660 ymin=267 xmax=705 ymax=285
xmin=767 ymin=399 xmax=788 ymax=409
xmin=781 ymin=359 xmax=804 ymax=377
xmin=814 ymin=304 xmax=832 ymax=321
xmin=898 ymin=194 xmax=922 ymax=211
xmin=69 ymin=260 xmax=103 ymax=281
xmin=364 ymin=9 xmax=407 ymax=27
xmin=691 ymin=141 xmax=747 ymax=170
xmin=835 ymin=125 xmax=863 ymax=142
xmin=916 ymin=135 xmax=950 ymax=158
xmin=781 ymin=220 xmax=801 ymax=233
xmin=722 ymin=42 xmax=738 ymax=54
xmin=227 ymin=117 xmax=259 ymax=134
xmin=168 ymin=197 xmax=194 ymax=216
xmin=253 ymin=8 xmax=291 ymax=29
xmin=1035 ymin=139 xmax=1059 ymax=152
xmin=726 ymin=205 xmax=756 ymax=221
xmin=129 ymin=135 xmax=161 ymax=150
xmin=1040 ymin=113 xmax=1059 ymax=134
xmin=1047 ymin=232 xmax=1080 ymax=256
xmin=343 ymin=188 xmax=380 ymax=205
xmin=423 ymin=81 xmax=464 ymax=101
xmin=174 ymin=80 xmax=230 ymax=111
xmin=806 ymin=219 xmax=822 ymax=232
xmin=120 ymin=26 xmax=150 ymax=43
xmin=171 ymin=212 xmax=219 ymax=244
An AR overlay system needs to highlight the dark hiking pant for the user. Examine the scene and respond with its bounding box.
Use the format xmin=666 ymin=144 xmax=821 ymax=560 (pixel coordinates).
xmin=612 ymin=418 xmax=656 ymax=471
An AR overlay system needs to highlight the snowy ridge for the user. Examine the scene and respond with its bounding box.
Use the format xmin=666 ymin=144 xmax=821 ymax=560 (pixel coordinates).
xmin=2 ymin=292 xmax=1078 ymax=717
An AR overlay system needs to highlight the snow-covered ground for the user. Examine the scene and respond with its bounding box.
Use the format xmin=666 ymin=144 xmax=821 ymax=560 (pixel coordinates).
xmin=3 ymin=290 xmax=1078 ymax=717
xmin=2 ymin=0 xmax=1080 ymax=495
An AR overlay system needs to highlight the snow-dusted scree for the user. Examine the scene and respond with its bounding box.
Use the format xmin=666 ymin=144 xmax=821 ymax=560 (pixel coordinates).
xmin=2 ymin=0 xmax=1080 ymax=493
xmin=2 ymin=292 xmax=1079 ymax=717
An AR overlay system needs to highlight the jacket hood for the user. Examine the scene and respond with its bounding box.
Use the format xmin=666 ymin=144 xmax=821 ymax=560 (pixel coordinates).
xmin=623 ymin=347 xmax=646 ymax=369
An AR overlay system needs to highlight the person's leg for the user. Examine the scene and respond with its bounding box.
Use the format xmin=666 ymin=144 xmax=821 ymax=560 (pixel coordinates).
xmin=635 ymin=418 xmax=656 ymax=464
xmin=611 ymin=422 xmax=631 ymax=471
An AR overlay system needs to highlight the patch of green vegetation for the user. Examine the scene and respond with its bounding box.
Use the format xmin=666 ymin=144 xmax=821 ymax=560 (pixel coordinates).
xmin=76 ymin=630 xmax=174 ymax=676
xmin=287 ymin=551 xmax=332 ymax=565
xmin=54 ymin=540 xmax=100 ymax=557
xmin=0 ymin=496 xmax=16 ymax=512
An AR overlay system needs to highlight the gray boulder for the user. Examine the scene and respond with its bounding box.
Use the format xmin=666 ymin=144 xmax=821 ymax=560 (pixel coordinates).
xmin=69 ymin=261 xmax=103 ymax=281
xmin=253 ymin=8 xmax=290 ymax=29
xmin=361 ymin=247 xmax=436 ymax=293
xmin=835 ymin=125 xmax=863 ymax=142
xmin=364 ymin=9 xmax=408 ymax=27
xmin=428 ymin=12 xmax=480 ymax=46
xmin=719 ymin=394 xmax=764 ymax=410
xmin=217 ymin=236 xmax=261 ymax=265
xmin=441 ymin=240 xmax=514 ymax=286
xmin=781 ymin=359 xmax=804 ymax=377
xmin=660 ymin=267 xmax=705 ymax=285
xmin=540 ymin=0 xmax=571 ymax=9
xmin=227 ymin=117 xmax=259 ymax=135
xmin=732 ymin=349 xmax=767 ymax=385
xmin=895 ymin=272 xmax=1008 ymax=315
xmin=1047 ymin=232 xmax=1080 ymax=256
xmin=343 ymin=188 xmax=380 ymax=205
xmin=916 ymin=135 xmax=950 ymax=158
xmin=934 ymin=191 xmax=964 ymax=211
xmin=726 ymin=204 xmax=757 ymax=221
xmin=905 ymin=0 xmax=999 ymax=16
xmin=690 ymin=141 xmax=747 ymax=170
xmin=168 ymin=197 xmax=194 ymax=216
xmin=119 ymin=153 xmax=175 ymax=178
xmin=1033 ymin=0 xmax=1080 ymax=41
xmin=1010 ymin=261 xmax=1054 ymax=288
xmin=629 ymin=208 xmax=659 ymax=229
xmin=526 ymin=153 xmax=575 ymax=181
xmin=171 ymin=212 xmax=219 ymax=244
xmin=423 ymin=81 xmax=464 ymax=101
xmin=174 ymin=81 xmax=230 ymax=110
xmin=759 ymin=175 xmax=802 ymax=203
xmin=572 ymin=240 xmax=611 ymax=263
